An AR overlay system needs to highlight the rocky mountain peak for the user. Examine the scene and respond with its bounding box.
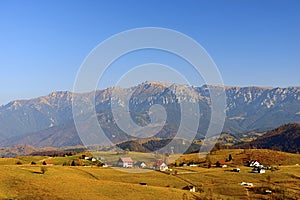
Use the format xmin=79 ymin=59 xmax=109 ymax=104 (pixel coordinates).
xmin=0 ymin=82 xmax=299 ymax=147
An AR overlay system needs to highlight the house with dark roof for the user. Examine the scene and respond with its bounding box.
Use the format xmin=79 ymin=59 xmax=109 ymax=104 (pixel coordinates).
xmin=182 ymin=185 xmax=196 ymax=192
xmin=135 ymin=161 xmax=147 ymax=168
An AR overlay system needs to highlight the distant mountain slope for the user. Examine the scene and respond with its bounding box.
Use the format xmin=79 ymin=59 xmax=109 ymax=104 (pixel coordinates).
xmin=234 ymin=123 xmax=300 ymax=153
xmin=115 ymin=138 xmax=201 ymax=154
xmin=0 ymin=82 xmax=299 ymax=147
xmin=0 ymin=124 xmax=82 ymax=148
xmin=0 ymin=91 xmax=73 ymax=139
xmin=0 ymin=144 xmax=38 ymax=158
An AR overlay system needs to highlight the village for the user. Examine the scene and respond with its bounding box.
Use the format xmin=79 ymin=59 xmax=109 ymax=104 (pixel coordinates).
xmin=0 ymin=148 xmax=299 ymax=199
xmin=37 ymin=149 xmax=291 ymax=196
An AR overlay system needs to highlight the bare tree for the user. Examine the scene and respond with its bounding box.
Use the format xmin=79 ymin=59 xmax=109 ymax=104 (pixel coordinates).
xmin=40 ymin=166 xmax=47 ymax=174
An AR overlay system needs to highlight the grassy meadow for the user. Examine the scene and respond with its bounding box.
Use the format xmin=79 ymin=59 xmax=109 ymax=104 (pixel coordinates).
xmin=0 ymin=149 xmax=299 ymax=200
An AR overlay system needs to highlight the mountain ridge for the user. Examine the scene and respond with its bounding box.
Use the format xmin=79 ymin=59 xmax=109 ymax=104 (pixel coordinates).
xmin=0 ymin=82 xmax=299 ymax=147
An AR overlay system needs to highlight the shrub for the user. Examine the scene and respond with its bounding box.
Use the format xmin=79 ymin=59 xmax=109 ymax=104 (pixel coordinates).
xmin=16 ymin=161 xmax=22 ymax=165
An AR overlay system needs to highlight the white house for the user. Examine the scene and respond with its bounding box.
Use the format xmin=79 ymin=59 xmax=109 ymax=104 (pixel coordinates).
xmin=135 ymin=161 xmax=147 ymax=168
xmin=233 ymin=168 xmax=240 ymax=172
xmin=118 ymin=157 xmax=134 ymax=168
xmin=259 ymin=169 xmax=266 ymax=173
xmin=160 ymin=163 xmax=168 ymax=171
xmin=140 ymin=162 xmax=147 ymax=168
xmin=241 ymin=182 xmax=253 ymax=187
xmin=183 ymin=185 xmax=196 ymax=192
xmin=102 ymin=163 xmax=109 ymax=167
xmin=248 ymin=160 xmax=261 ymax=167
xmin=252 ymin=167 xmax=265 ymax=173
xmin=153 ymin=161 xmax=168 ymax=171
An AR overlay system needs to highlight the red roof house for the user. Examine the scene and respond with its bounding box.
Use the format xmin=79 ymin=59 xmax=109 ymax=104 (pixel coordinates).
xmin=153 ymin=161 xmax=168 ymax=171
xmin=216 ymin=160 xmax=227 ymax=168
xmin=43 ymin=161 xmax=53 ymax=166
xmin=118 ymin=157 xmax=134 ymax=168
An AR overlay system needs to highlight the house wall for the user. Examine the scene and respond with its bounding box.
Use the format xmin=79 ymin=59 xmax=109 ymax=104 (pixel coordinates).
xmin=140 ymin=163 xmax=146 ymax=168
xmin=123 ymin=162 xmax=133 ymax=168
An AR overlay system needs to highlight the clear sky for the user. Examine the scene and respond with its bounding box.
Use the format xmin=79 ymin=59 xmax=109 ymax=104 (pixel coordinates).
xmin=0 ymin=0 xmax=300 ymax=105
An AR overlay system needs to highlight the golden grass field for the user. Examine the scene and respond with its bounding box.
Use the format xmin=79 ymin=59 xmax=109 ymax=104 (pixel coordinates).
xmin=0 ymin=149 xmax=299 ymax=200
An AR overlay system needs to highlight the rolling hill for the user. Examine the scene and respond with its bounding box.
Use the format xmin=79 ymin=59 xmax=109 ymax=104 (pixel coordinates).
xmin=234 ymin=123 xmax=300 ymax=153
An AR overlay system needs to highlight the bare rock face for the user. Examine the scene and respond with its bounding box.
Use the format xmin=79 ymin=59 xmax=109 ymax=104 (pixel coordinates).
xmin=0 ymin=82 xmax=299 ymax=147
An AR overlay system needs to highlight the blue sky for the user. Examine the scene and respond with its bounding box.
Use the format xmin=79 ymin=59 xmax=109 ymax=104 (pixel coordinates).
xmin=0 ymin=0 xmax=300 ymax=105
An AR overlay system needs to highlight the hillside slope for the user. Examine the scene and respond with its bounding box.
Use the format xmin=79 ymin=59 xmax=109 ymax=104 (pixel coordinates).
xmin=234 ymin=123 xmax=300 ymax=153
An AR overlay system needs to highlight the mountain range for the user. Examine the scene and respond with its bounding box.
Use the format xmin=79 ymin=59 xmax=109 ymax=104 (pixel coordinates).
xmin=0 ymin=82 xmax=299 ymax=147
